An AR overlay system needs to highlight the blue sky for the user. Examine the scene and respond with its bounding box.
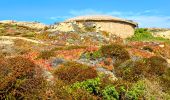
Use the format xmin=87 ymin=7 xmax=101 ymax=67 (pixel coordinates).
xmin=0 ymin=0 xmax=170 ymax=28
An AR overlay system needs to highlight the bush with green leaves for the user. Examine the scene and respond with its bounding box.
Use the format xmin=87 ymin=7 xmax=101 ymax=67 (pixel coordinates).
xmin=125 ymin=80 xmax=145 ymax=100
xmin=83 ymin=50 xmax=102 ymax=60
xmin=128 ymin=28 xmax=153 ymax=41
xmin=127 ymin=28 xmax=170 ymax=43
xmin=71 ymin=78 xmax=100 ymax=94
xmin=102 ymin=85 xmax=119 ymax=100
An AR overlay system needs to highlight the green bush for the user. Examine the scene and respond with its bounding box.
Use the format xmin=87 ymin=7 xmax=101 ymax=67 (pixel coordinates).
xmin=102 ymin=85 xmax=119 ymax=100
xmin=125 ymin=80 xmax=145 ymax=100
xmin=127 ymin=28 xmax=170 ymax=43
xmin=100 ymin=44 xmax=130 ymax=62
xmin=71 ymin=78 xmax=100 ymax=94
xmin=129 ymin=28 xmax=153 ymax=41
xmin=83 ymin=50 xmax=102 ymax=60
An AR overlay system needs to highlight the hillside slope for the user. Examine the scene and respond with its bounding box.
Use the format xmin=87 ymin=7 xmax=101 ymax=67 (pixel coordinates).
xmin=0 ymin=22 xmax=170 ymax=100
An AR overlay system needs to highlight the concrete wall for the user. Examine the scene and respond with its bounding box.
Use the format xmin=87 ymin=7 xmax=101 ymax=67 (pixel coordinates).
xmin=77 ymin=21 xmax=135 ymax=38
xmin=51 ymin=21 xmax=136 ymax=39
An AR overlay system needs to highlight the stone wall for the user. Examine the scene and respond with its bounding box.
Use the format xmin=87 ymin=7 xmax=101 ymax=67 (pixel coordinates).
xmin=51 ymin=21 xmax=136 ymax=38
xmin=87 ymin=21 xmax=135 ymax=38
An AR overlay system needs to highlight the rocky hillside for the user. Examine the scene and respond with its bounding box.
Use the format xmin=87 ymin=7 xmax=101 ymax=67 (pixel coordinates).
xmin=0 ymin=21 xmax=170 ymax=100
xmin=148 ymin=28 xmax=170 ymax=39
xmin=0 ymin=20 xmax=48 ymax=30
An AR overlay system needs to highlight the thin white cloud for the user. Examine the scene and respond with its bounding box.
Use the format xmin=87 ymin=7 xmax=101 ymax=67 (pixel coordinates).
xmin=68 ymin=9 xmax=158 ymax=16
xmin=69 ymin=9 xmax=103 ymax=16
xmin=126 ymin=16 xmax=170 ymax=28
xmin=50 ymin=9 xmax=170 ymax=28
xmin=49 ymin=16 xmax=72 ymax=20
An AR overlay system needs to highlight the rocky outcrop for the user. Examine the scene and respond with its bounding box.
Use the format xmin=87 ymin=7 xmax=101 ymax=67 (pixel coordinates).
xmin=148 ymin=28 xmax=170 ymax=39
xmin=0 ymin=20 xmax=48 ymax=30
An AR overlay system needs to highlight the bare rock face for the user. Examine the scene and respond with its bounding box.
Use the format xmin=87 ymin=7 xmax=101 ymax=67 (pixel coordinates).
xmin=49 ymin=21 xmax=102 ymax=33
xmin=148 ymin=28 xmax=170 ymax=39
xmin=0 ymin=20 xmax=48 ymax=30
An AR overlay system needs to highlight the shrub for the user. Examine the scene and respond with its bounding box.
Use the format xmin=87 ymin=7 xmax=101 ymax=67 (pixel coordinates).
xmin=160 ymin=68 xmax=170 ymax=92
xmin=127 ymin=28 xmax=170 ymax=44
xmin=71 ymin=89 xmax=101 ymax=100
xmin=129 ymin=28 xmax=153 ymax=41
xmin=116 ymin=56 xmax=168 ymax=82
xmin=46 ymin=77 xmax=101 ymax=100
xmin=125 ymin=80 xmax=145 ymax=100
xmin=102 ymin=85 xmax=119 ymax=100
xmin=100 ymin=44 xmax=130 ymax=63
xmin=37 ymin=50 xmax=55 ymax=59
xmin=50 ymin=79 xmax=72 ymax=100
xmin=142 ymin=78 xmax=170 ymax=100
xmin=0 ymin=57 xmax=37 ymax=89
xmin=115 ymin=60 xmax=147 ymax=82
xmin=53 ymin=61 xmax=98 ymax=84
xmin=0 ymin=56 xmax=48 ymax=99
xmin=71 ymin=78 xmax=100 ymax=94
xmin=99 ymin=75 xmax=115 ymax=90
xmin=83 ymin=50 xmax=102 ymax=60
xmin=146 ymin=56 xmax=168 ymax=76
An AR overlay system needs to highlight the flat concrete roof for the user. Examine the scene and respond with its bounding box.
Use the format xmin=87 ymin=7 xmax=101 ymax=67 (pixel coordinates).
xmin=65 ymin=15 xmax=138 ymax=27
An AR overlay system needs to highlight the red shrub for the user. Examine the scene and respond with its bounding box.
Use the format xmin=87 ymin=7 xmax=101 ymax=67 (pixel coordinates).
xmin=146 ymin=56 xmax=168 ymax=76
xmin=100 ymin=44 xmax=130 ymax=63
xmin=0 ymin=56 xmax=47 ymax=99
xmin=53 ymin=61 xmax=98 ymax=84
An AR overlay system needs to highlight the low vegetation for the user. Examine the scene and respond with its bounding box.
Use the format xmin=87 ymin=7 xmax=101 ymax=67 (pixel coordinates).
xmin=0 ymin=56 xmax=48 ymax=99
xmin=37 ymin=50 xmax=55 ymax=59
xmin=100 ymin=44 xmax=130 ymax=66
xmin=53 ymin=61 xmax=98 ymax=84
xmin=1 ymin=23 xmax=170 ymax=99
xmin=127 ymin=28 xmax=170 ymax=44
